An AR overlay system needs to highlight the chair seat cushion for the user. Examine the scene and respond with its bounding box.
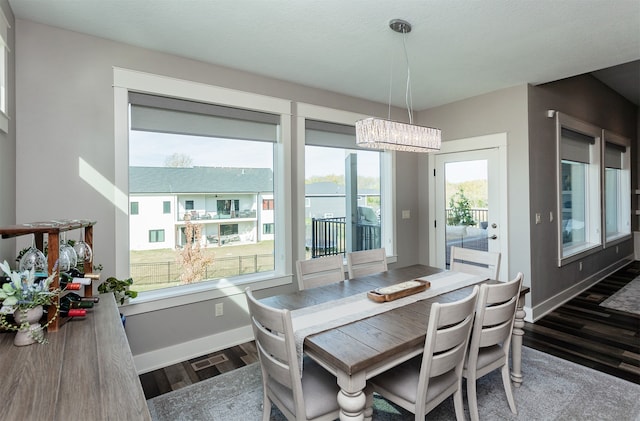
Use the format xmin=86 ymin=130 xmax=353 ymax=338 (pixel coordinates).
xmin=370 ymin=356 xmax=458 ymax=405
xmin=268 ymin=357 xmax=340 ymax=419
xmin=465 ymin=344 xmax=505 ymax=371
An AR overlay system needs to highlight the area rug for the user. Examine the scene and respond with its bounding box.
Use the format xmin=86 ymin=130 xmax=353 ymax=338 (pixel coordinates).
xmin=600 ymin=277 xmax=640 ymax=315
xmin=147 ymin=346 xmax=640 ymax=421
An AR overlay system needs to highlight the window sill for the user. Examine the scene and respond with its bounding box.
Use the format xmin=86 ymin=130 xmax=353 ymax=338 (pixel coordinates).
xmin=558 ymin=242 xmax=602 ymax=267
xmin=119 ymin=272 xmax=293 ymax=316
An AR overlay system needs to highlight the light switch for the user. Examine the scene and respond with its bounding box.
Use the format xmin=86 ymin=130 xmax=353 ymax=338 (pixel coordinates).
xmin=535 ymin=213 xmax=541 ymax=224
xmin=402 ymin=210 xmax=410 ymax=219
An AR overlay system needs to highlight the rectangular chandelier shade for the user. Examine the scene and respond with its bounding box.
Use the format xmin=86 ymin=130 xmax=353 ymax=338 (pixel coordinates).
xmin=355 ymin=117 xmax=442 ymax=153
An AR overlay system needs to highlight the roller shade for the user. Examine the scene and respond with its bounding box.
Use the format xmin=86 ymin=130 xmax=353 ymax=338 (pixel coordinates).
xmin=561 ymin=128 xmax=595 ymax=163
xmin=305 ymin=120 xmax=357 ymax=149
xmin=605 ymin=142 xmax=626 ymax=169
xmin=129 ymin=92 xmax=279 ymax=142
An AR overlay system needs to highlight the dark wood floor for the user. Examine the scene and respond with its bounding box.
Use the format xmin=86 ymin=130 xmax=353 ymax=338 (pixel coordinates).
xmin=140 ymin=261 xmax=640 ymax=399
xmin=523 ymin=260 xmax=640 ymax=384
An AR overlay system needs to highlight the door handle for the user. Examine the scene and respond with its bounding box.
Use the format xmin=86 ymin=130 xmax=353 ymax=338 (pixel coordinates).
xmin=489 ymin=234 xmax=498 ymax=240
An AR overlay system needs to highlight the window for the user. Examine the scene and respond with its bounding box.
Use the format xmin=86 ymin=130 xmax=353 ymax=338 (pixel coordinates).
xmin=125 ymin=88 xmax=286 ymax=293
xmin=303 ymin=118 xmax=385 ymax=259
xmin=130 ymin=202 xmax=139 ymax=215
xmin=263 ymin=223 xmax=274 ymax=234
xmin=149 ymin=229 xmax=165 ymax=243
xmin=603 ymin=130 xmax=631 ymax=245
xmin=262 ymin=199 xmax=274 ymax=210
xmin=0 ymin=7 xmax=8 ymax=133
xmin=555 ymin=113 xmax=601 ymax=266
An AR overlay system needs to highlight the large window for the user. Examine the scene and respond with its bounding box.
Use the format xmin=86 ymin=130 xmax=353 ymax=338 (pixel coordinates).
xmin=127 ymin=91 xmax=281 ymax=292
xmin=556 ymin=113 xmax=601 ymax=266
xmin=303 ymin=118 xmax=386 ymax=259
xmin=603 ymin=130 xmax=631 ymax=245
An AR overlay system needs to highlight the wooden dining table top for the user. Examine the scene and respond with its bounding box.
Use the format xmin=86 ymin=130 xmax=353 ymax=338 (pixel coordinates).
xmin=259 ymin=264 xmax=482 ymax=376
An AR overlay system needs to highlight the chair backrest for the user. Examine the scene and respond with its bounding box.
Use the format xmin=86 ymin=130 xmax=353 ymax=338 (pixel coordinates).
xmin=296 ymin=255 xmax=344 ymax=290
xmin=467 ymin=272 xmax=524 ymax=369
xmin=245 ymin=287 xmax=305 ymax=418
xmin=347 ymin=248 xmax=387 ymax=278
xmin=449 ymin=246 xmax=501 ymax=280
xmin=416 ymin=286 xmax=479 ymax=411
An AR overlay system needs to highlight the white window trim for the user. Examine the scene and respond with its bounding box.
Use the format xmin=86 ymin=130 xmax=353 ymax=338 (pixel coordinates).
xmin=113 ymin=68 xmax=293 ymax=310
xmin=602 ymin=129 xmax=631 ymax=247
xmin=294 ymin=102 xmax=397 ymax=282
xmin=555 ymin=112 xmax=602 ymax=267
xmin=0 ymin=7 xmax=10 ymax=133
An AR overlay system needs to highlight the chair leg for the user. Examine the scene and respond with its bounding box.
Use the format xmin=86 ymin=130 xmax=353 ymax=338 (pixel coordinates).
xmin=466 ymin=376 xmax=480 ymax=421
xmin=262 ymin=394 xmax=272 ymax=421
xmin=453 ymin=386 xmax=467 ymax=421
xmin=501 ymin=364 xmax=517 ymax=414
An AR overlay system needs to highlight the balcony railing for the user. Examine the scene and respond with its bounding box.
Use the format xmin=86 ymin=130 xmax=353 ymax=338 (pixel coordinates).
xmin=179 ymin=210 xmax=257 ymax=221
xmin=309 ymin=217 xmax=381 ymax=258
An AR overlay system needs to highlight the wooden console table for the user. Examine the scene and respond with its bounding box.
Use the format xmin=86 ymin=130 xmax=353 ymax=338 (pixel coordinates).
xmin=0 ymin=293 xmax=151 ymax=420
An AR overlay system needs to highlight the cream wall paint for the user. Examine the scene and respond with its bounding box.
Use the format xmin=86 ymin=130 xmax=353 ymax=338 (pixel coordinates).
xmin=13 ymin=19 xmax=420 ymax=365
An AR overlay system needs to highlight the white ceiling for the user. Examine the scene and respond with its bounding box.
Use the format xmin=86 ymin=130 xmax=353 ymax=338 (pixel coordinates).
xmin=8 ymin=0 xmax=640 ymax=109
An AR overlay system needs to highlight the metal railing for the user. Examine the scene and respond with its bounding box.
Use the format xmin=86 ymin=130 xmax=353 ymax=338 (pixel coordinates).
xmin=445 ymin=208 xmax=488 ymax=227
xmin=310 ymin=217 xmax=381 ymax=258
xmin=130 ymin=253 xmax=274 ymax=286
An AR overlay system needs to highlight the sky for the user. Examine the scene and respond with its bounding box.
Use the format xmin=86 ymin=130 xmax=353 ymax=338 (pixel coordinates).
xmin=130 ymin=131 xmax=380 ymax=178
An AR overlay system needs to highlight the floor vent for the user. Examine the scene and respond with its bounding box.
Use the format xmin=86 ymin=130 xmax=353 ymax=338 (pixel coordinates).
xmin=191 ymin=354 xmax=229 ymax=371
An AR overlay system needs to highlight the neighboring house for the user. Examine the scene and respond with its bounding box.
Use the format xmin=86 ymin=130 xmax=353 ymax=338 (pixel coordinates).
xmin=129 ymin=166 xmax=274 ymax=251
xmin=304 ymin=181 xmax=380 ymax=220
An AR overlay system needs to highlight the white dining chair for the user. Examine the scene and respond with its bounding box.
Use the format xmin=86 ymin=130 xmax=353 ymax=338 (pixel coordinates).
xmin=449 ymin=246 xmax=501 ymax=280
xmin=296 ymin=255 xmax=345 ymax=290
xmin=368 ymin=286 xmax=479 ymax=420
xmin=463 ymin=272 xmax=524 ymax=421
xmin=245 ymin=287 xmax=341 ymax=421
xmin=346 ymin=248 xmax=387 ymax=278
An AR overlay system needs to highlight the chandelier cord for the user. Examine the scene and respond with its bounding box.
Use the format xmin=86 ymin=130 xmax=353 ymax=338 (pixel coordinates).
xmin=401 ymin=29 xmax=414 ymax=124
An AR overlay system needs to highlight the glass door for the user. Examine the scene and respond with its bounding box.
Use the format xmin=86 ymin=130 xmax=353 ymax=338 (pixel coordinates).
xmin=434 ymin=148 xmax=503 ymax=273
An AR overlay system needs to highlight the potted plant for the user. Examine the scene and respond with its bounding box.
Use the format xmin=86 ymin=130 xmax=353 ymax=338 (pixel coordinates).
xmin=0 ymin=260 xmax=60 ymax=345
xmin=98 ymin=276 xmax=138 ymax=305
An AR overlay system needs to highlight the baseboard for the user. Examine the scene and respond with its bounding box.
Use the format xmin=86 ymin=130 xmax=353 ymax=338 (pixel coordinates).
xmin=133 ymin=324 xmax=254 ymax=375
xmin=529 ymin=255 xmax=633 ymax=321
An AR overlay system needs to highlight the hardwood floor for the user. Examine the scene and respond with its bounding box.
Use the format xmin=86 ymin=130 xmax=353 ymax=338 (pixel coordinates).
xmin=523 ymin=260 xmax=640 ymax=384
xmin=140 ymin=261 xmax=640 ymax=399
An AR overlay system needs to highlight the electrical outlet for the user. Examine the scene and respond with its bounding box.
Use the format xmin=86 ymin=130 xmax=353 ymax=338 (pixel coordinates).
xmin=215 ymin=303 xmax=224 ymax=317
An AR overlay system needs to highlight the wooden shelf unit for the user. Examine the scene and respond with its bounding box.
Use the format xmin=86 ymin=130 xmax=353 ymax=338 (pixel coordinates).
xmin=0 ymin=219 xmax=97 ymax=332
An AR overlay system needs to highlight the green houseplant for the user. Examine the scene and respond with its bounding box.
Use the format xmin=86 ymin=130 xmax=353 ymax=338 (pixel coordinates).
xmin=0 ymin=260 xmax=60 ymax=345
xmin=98 ymin=276 xmax=138 ymax=305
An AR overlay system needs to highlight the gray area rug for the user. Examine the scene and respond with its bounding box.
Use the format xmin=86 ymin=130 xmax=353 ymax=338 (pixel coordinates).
xmin=600 ymin=277 xmax=640 ymax=315
xmin=147 ymin=347 xmax=640 ymax=420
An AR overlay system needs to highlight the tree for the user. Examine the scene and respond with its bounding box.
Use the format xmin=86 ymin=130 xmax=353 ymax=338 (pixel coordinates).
xmin=447 ymin=189 xmax=476 ymax=226
xmin=178 ymin=218 xmax=214 ymax=284
xmin=164 ymin=153 xmax=193 ymax=167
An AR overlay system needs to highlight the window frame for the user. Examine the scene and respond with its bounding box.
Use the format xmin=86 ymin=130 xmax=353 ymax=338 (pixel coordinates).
xmin=148 ymin=229 xmax=165 ymax=243
xmin=602 ymin=129 xmax=631 ymax=247
xmin=555 ymin=112 xmax=602 ymax=267
xmin=113 ymin=68 xmax=292 ymax=307
xmin=295 ymin=102 xmax=396 ymax=284
xmin=0 ymin=8 xmax=9 ymax=133
xmin=130 ymin=201 xmax=139 ymax=215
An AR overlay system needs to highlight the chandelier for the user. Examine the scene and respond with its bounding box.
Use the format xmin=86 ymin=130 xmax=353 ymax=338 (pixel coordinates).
xmin=356 ymin=19 xmax=441 ymax=153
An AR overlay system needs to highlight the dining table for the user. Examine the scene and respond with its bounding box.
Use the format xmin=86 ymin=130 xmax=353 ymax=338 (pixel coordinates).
xmin=259 ymin=264 xmax=529 ymax=421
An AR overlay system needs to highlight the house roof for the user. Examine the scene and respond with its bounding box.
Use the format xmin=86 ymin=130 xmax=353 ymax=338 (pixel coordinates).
xmin=129 ymin=166 xmax=273 ymax=194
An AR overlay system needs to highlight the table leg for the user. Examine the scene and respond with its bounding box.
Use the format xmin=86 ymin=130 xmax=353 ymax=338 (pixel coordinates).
xmin=336 ymin=372 xmax=367 ymax=421
xmin=511 ymin=293 xmax=526 ymax=387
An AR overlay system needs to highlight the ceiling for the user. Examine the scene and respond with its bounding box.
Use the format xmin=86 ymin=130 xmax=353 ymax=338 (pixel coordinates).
xmin=8 ymin=0 xmax=640 ymax=109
